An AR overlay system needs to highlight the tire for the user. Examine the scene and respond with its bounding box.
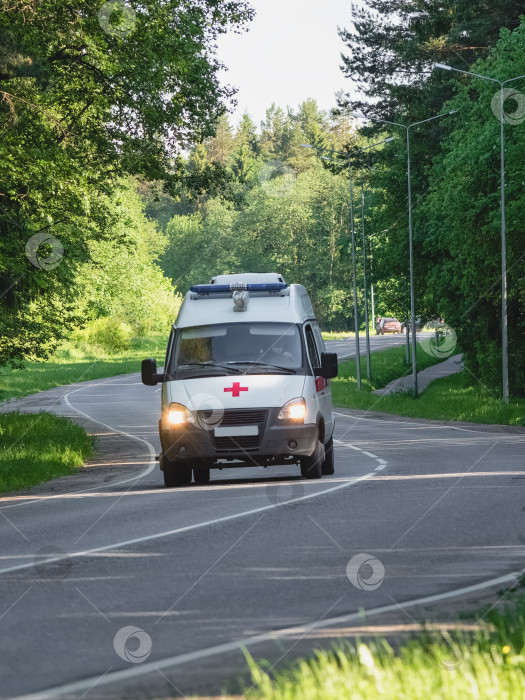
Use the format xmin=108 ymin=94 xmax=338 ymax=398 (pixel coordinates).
xmin=193 ymin=467 xmax=211 ymax=485
xmin=161 ymin=455 xmax=192 ymax=488
xmin=301 ymin=439 xmax=324 ymax=479
xmin=321 ymin=435 xmax=335 ymax=475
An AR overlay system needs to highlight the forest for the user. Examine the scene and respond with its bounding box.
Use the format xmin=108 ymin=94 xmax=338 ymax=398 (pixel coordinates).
xmin=1 ymin=0 xmax=524 ymax=397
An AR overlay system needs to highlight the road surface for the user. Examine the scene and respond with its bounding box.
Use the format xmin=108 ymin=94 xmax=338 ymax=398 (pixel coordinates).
xmin=0 ymin=342 xmax=524 ymax=698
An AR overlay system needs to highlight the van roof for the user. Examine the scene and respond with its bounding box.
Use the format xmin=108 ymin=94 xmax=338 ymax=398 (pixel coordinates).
xmin=175 ymin=282 xmax=316 ymax=328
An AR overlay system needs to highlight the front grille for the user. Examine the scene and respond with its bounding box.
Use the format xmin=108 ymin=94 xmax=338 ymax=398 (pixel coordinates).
xmin=206 ymin=409 xmax=269 ymax=452
xmin=197 ymin=408 xmax=268 ymax=427
xmin=214 ymin=436 xmax=260 ymax=452
xmin=220 ymin=409 xmax=268 ymax=426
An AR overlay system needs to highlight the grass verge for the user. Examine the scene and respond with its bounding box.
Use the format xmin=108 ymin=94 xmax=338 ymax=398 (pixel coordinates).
xmin=332 ymin=345 xmax=525 ymax=426
xmin=0 ymin=334 xmax=167 ymax=402
xmin=322 ymin=330 xmax=375 ymax=340
xmin=245 ymin=594 xmax=525 ymax=700
xmin=0 ymin=412 xmax=94 ymax=492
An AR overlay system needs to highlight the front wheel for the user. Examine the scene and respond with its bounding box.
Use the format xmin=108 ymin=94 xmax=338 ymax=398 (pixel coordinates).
xmin=300 ymin=439 xmax=324 ymax=479
xmin=161 ymin=455 xmax=192 ymax=488
xmin=193 ymin=467 xmax=211 ymax=485
xmin=321 ymin=436 xmax=335 ymax=475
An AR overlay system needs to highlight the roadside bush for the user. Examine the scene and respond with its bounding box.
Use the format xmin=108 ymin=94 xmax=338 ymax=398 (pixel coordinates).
xmin=85 ymin=317 xmax=133 ymax=352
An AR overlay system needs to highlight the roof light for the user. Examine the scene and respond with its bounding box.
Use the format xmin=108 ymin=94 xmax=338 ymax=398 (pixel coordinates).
xmin=190 ymin=283 xmax=288 ymax=295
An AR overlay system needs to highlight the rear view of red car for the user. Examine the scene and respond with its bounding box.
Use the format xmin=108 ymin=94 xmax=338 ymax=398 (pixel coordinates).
xmin=376 ymin=317 xmax=402 ymax=334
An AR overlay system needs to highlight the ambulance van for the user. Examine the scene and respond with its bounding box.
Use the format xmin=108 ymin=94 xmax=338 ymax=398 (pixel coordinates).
xmin=141 ymin=273 xmax=338 ymax=487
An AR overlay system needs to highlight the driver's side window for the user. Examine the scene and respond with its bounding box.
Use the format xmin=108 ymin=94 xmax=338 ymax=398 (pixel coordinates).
xmin=305 ymin=325 xmax=320 ymax=373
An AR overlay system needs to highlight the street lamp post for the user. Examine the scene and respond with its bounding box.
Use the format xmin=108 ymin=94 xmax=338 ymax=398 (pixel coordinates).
xmin=302 ymin=138 xmax=393 ymax=388
xmin=353 ymin=110 xmax=457 ymax=397
xmin=361 ymin=187 xmax=371 ymax=380
xmin=434 ymin=64 xmax=525 ymax=404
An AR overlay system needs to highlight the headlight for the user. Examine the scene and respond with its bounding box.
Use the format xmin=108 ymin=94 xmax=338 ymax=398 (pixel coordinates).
xmin=167 ymin=402 xmax=195 ymax=426
xmin=278 ymin=397 xmax=306 ymax=422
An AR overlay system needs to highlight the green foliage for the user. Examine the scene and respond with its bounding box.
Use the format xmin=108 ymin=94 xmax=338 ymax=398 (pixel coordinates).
xmin=0 ymin=0 xmax=253 ymax=367
xmin=339 ymin=4 xmax=525 ymax=397
xmin=161 ymin=161 xmax=356 ymax=328
xmin=76 ymin=178 xmax=182 ymax=336
xmin=84 ymin=317 xmax=133 ymax=353
xmin=419 ymin=25 xmax=525 ymax=397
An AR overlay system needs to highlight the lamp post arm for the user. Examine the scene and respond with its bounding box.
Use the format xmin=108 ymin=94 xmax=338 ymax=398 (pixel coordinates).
xmin=440 ymin=65 xmax=501 ymax=85
xmin=408 ymin=111 xmax=458 ymax=129
xmin=502 ymin=74 xmax=525 ymax=86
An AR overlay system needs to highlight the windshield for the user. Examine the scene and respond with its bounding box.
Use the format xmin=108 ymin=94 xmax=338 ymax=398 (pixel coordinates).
xmin=171 ymin=323 xmax=303 ymax=376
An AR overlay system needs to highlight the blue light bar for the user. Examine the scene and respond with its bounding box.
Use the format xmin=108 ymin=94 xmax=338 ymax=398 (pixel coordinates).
xmin=190 ymin=283 xmax=288 ymax=294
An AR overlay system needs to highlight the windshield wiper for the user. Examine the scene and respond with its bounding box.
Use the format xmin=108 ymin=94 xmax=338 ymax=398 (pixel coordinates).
xmin=226 ymin=361 xmax=297 ymax=374
xmin=176 ymin=363 xmax=243 ymax=375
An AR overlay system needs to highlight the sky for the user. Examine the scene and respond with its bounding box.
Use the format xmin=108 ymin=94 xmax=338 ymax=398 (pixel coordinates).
xmin=216 ymin=0 xmax=355 ymax=128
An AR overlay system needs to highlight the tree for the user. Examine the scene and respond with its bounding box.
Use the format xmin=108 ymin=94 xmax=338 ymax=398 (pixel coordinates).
xmin=420 ymin=23 xmax=525 ymax=396
xmin=76 ymin=178 xmax=180 ymax=335
xmin=336 ymin=0 xmax=525 ymax=394
xmin=205 ymin=114 xmax=234 ymax=164
xmin=0 ymin=0 xmax=253 ymax=366
xmin=338 ymin=0 xmax=523 ymax=121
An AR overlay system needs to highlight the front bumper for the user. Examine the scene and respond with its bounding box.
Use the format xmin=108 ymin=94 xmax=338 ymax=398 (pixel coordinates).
xmin=159 ymin=407 xmax=317 ymax=466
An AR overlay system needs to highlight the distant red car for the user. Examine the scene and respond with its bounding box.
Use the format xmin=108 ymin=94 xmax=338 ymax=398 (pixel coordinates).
xmin=376 ymin=317 xmax=402 ymax=335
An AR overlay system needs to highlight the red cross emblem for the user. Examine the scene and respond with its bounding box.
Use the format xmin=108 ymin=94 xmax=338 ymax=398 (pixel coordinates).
xmin=224 ymin=382 xmax=248 ymax=398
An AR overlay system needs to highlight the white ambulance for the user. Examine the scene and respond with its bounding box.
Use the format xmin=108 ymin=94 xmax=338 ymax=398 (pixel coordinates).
xmin=142 ymin=273 xmax=338 ymax=487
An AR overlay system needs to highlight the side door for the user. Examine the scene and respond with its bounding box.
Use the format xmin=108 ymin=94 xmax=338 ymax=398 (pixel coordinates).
xmin=304 ymin=323 xmax=325 ymax=433
xmin=311 ymin=324 xmax=334 ymax=439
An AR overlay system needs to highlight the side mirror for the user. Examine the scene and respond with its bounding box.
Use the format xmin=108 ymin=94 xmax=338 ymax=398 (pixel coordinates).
xmin=141 ymin=358 xmax=163 ymax=386
xmin=314 ymin=352 xmax=338 ymax=379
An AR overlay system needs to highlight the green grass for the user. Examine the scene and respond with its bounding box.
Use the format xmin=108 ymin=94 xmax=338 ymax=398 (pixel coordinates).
xmin=332 ymin=342 xmax=444 ymax=401
xmin=322 ymin=330 xmax=375 ymax=340
xmin=245 ymin=595 xmax=525 ymax=700
xmin=322 ymin=331 xmax=353 ymax=340
xmin=332 ymin=345 xmax=525 ymax=426
xmin=0 ymin=412 xmax=94 ymax=492
xmin=0 ymin=334 xmax=167 ymax=402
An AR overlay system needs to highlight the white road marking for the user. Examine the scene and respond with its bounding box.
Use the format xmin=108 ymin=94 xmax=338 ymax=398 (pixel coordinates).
xmin=13 ymin=567 xmax=524 ymax=700
xmin=332 ymin=410 xmax=515 ymax=435
xmin=334 ymin=438 xmax=386 ymax=475
xmin=0 ymin=377 xmax=387 ymax=575
xmin=0 ymin=472 xmax=377 ymax=576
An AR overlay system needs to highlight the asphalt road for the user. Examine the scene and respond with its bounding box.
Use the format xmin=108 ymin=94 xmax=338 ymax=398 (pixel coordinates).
xmin=0 ymin=344 xmax=524 ymax=699
xmin=327 ymin=330 xmax=432 ymax=360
